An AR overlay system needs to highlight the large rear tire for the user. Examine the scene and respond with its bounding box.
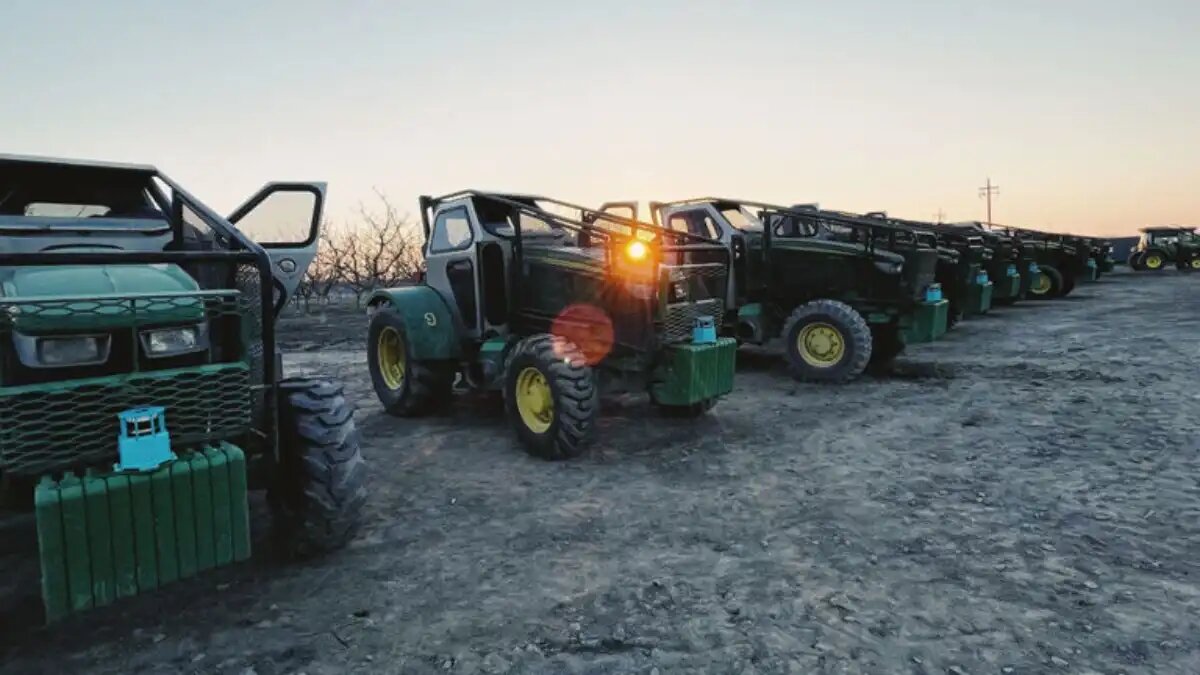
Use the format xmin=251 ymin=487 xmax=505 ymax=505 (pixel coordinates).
xmin=781 ymin=299 xmax=872 ymax=383
xmin=504 ymin=334 xmax=598 ymax=460
xmin=270 ymin=378 xmax=368 ymax=557
xmin=368 ymin=307 xmax=454 ymax=416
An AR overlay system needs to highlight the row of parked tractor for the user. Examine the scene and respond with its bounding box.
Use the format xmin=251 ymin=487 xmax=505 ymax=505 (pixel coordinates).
xmin=0 ymin=155 xmax=1118 ymax=624
xmin=365 ymin=193 xmax=1117 ymax=460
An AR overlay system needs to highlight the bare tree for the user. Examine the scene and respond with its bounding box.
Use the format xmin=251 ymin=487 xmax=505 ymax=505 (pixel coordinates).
xmin=327 ymin=190 xmax=424 ymax=307
xmin=290 ymin=223 xmax=348 ymax=312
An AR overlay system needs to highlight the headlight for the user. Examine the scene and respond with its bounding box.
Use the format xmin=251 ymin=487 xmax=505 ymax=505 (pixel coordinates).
xmin=40 ymin=336 xmax=107 ymax=366
xmin=140 ymin=324 xmax=209 ymax=358
xmin=873 ymin=259 xmax=903 ymax=275
xmin=11 ymin=332 xmax=111 ymax=368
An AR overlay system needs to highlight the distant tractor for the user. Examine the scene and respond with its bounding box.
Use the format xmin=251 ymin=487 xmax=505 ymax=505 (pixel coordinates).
xmin=1128 ymin=226 xmax=1200 ymax=272
xmin=0 ymin=155 xmax=367 ymax=622
xmin=365 ymin=192 xmax=736 ymax=460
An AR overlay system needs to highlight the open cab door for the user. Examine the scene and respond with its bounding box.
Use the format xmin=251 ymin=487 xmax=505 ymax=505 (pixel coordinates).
xmin=227 ymin=182 xmax=326 ymax=310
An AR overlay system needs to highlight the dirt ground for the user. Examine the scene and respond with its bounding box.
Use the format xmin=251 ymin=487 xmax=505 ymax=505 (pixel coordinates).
xmin=3 ymin=268 xmax=1200 ymax=675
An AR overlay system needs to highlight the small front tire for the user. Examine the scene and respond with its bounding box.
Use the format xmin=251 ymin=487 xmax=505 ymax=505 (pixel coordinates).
xmin=367 ymin=307 xmax=454 ymax=416
xmin=781 ymin=299 xmax=872 ymax=383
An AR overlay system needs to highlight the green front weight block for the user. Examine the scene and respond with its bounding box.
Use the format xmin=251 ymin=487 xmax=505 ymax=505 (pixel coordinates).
xmin=901 ymin=299 xmax=950 ymax=344
xmin=965 ymin=281 xmax=994 ymax=316
xmin=650 ymin=337 xmax=737 ymax=406
xmin=35 ymin=443 xmax=251 ymax=623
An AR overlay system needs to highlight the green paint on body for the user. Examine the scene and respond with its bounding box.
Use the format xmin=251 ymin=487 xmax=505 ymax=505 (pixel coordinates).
xmin=34 ymin=444 xmax=252 ymax=623
xmin=901 ymin=300 xmax=950 ymax=344
xmin=650 ymin=337 xmax=737 ymax=406
xmin=965 ymin=281 xmax=994 ymax=316
xmin=368 ymin=285 xmax=462 ymax=360
xmin=1 ymin=264 xmax=205 ymax=332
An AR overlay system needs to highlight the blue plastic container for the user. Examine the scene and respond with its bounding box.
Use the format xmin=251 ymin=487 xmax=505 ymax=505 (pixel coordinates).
xmin=692 ymin=316 xmax=717 ymax=344
xmin=115 ymin=407 xmax=175 ymax=472
xmin=924 ymin=285 xmax=943 ymax=303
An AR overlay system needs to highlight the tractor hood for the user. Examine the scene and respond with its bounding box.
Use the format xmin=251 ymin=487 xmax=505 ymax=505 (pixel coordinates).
xmin=0 ymin=263 xmax=204 ymax=332
xmin=1 ymin=263 xmax=198 ymax=298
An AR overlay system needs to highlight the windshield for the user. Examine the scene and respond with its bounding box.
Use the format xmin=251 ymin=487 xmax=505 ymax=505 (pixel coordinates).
xmin=0 ymin=166 xmax=168 ymax=229
xmin=719 ymin=205 xmax=762 ymax=232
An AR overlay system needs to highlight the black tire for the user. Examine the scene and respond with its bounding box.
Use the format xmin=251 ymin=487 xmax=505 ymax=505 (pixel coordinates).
xmin=367 ymin=306 xmax=454 ymax=416
xmin=650 ymin=394 xmax=718 ymax=418
xmin=504 ymin=334 xmax=598 ymax=460
xmin=1127 ymin=251 xmax=1145 ymax=270
xmin=1030 ymin=265 xmax=1062 ymax=297
xmin=1180 ymin=256 xmax=1200 ymax=273
xmin=781 ymin=299 xmax=872 ymax=383
xmin=1141 ymin=249 xmax=1169 ymax=271
xmin=1058 ymin=272 xmax=1077 ymax=297
xmin=866 ymin=325 xmax=905 ymax=374
xmin=270 ymin=377 xmax=368 ymax=557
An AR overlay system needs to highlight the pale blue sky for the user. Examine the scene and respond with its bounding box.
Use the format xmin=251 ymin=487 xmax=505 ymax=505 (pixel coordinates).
xmin=3 ymin=0 xmax=1197 ymax=235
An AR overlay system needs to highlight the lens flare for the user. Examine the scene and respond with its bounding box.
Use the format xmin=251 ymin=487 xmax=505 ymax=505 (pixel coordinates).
xmin=551 ymin=303 xmax=614 ymax=365
xmin=625 ymin=240 xmax=648 ymax=261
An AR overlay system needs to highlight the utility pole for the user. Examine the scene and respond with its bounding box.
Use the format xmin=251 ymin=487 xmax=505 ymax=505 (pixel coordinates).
xmin=933 ymin=208 xmax=946 ymax=224
xmin=978 ymin=178 xmax=999 ymax=225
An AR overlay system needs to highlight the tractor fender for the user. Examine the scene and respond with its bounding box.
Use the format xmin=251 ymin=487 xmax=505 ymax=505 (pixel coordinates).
xmin=366 ymin=286 xmax=462 ymax=360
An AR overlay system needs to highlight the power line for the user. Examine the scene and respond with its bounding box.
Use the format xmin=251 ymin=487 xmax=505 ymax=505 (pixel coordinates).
xmin=978 ymin=178 xmax=999 ymax=225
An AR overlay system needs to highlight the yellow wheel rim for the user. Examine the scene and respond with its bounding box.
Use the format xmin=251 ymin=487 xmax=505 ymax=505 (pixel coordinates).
xmin=377 ymin=326 xmax=406 ymax=390
xmin=1145 ymin=254 xmax=1163 ymax=269
xmin=515 ymin=367 xmax=554 ymax=434
xmin=1191 ymin=259 xmax=1200 ymax=270
xmin=1031 ymin=273 xmax=1052 ymax=295
xmin=796 ymin=322 xmax=845 ymax=368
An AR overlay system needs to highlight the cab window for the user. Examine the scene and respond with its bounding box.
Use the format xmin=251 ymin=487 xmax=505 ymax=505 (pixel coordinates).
xmin=429 ymin=207 xmax=474 ymax=253
xmin=666 ymin=210 xmax=719 ymax=239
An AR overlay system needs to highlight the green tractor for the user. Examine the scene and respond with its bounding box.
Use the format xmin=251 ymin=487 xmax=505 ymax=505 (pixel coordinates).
xmin=618 ymin=198 xmax=947 ymax=382
xmin=0 ymin=156 xmax=367 ymax=622
xmin=1128 ymin=226 xmax=1200 ymax=272
xmin=365 ymin=192 xmax=736 ymax=460
xmin=862 ymin=214 xmax=996 ymax=326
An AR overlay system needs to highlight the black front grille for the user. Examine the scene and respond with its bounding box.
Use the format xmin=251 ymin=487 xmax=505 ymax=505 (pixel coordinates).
xmin=660 ymin=263 xmax=727 ymax=343
xmin=0 ymin=364 xmax=251 ymax=475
